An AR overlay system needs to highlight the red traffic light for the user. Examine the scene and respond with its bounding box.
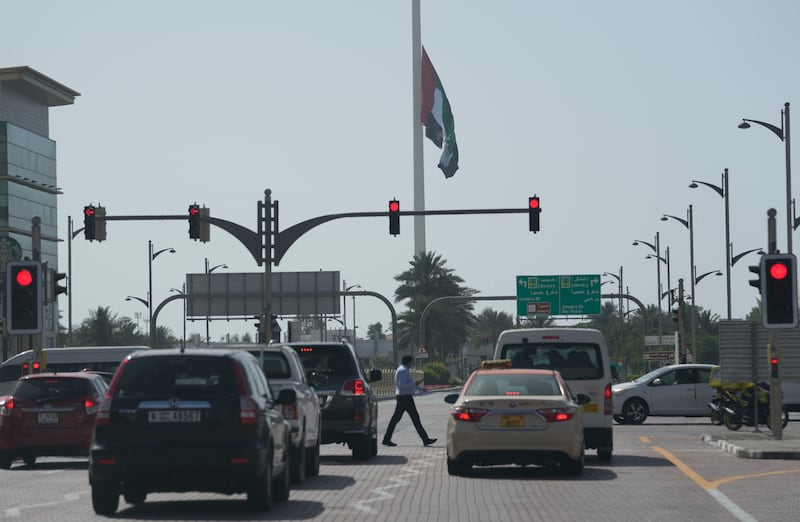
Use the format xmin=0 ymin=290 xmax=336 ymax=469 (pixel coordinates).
xmin=84 ymin=206 xmax=95 ymax=217
xmin=15 ymin=269 xmax=33 ymax=287
xmin=769 ymin=262 xmax=789 ymax=280
xmin=529 ymin=197 xmax=540 ymax=209
xmin=389 ymin=200 xmax=400 ymax=213
xmin=189 ymin=204 xmax=200 ymax=216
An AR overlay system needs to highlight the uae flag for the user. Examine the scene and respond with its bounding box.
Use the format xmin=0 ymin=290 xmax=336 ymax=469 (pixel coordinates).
xmin=421 ymin=47 xmax=459 ymax=178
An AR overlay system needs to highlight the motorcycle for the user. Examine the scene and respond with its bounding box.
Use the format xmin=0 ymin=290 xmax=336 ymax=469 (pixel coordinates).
xmin=721 ymin=382 xmax=789 ymax=431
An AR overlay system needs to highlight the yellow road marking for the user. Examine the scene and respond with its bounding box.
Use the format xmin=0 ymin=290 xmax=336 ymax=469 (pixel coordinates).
xmin=639 ymin=436 xmax=651 ymax=443
xmin=651 ymin=445 xmax=800 ymax=490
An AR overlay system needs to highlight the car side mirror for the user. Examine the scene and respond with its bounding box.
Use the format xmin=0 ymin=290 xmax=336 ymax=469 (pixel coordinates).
xmin=651 ymin=378 xmax=664 ymax=386
xmin=575 ymin=393 xmax=591 ymax=405
xmin=368 ymin=369 xmax=382 ymax=383
xmin=444 ymin=393 xmax=459 ymax=404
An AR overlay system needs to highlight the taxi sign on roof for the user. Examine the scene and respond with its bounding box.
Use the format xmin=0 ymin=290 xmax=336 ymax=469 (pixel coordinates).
xmin=481 ymin=359 xmax=512 ymax=369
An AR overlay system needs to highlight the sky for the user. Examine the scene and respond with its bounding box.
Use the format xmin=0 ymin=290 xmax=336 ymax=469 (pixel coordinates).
xmin=2 ymin=1 xmax=799 ymax=347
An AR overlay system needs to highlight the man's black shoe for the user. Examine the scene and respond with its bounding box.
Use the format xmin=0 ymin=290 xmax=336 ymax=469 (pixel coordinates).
xmin=423 ymin=438 xmax=437 ymax=446
xmin=382 ymin=440 xmax=397 ymax=447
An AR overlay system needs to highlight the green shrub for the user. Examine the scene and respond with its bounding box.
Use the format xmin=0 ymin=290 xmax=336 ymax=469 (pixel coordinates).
xmin=420 ymin=361 xmax=450 ymax=385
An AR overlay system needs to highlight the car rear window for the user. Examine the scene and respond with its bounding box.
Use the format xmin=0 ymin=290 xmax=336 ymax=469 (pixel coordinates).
xmin=249 ymin=351 xmax=291 ymax=379
xmin=502 ymin=343 xmax=604 ymax=380
xmin=291 ymin=345 xmax=355 ymax=377
xmin=114 ymin=356 xmax=236 ymax=397
xmin=13 ymin=378 xmax=94 ymax=401
xmin=467 ymin=373 xmax=560 ymax=396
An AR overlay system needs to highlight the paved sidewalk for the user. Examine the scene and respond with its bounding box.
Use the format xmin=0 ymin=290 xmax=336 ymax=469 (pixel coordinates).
xmin=702 ymin=429 xmax=800 ymax=459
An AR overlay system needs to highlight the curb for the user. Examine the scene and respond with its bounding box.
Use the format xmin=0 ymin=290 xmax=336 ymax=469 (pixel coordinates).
xmin=701 ymin=433 xmax=800 ymax=460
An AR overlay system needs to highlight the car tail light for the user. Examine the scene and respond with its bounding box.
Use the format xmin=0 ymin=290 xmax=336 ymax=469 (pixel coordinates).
xmin=84 ymin=397 xmax=100 ymax=415
xmin=537 ymin=407 xmax=576 ymax=422
xmin=0 ymin=398 xmax=14 ymax=417
xmin=282 ymin=403 xmax=298 ymax=420
xmin=451 ymin=406 xmax=489 ymax=422
xmin=239 ymin=396 xmax=258 ymax=425
xmin=341 ymin=379 xmax=365 ymax=396
xmin=95 ymin=398 xmax=112 ymax=426
xmin=604 ymin=383 xmax=613 ymax=415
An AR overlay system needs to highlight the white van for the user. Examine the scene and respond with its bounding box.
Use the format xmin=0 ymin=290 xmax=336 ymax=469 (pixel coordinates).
xmin=0 ymin=346 xmax=149 ymax=394
xmin=493 ymin=328 xmax=614 ymax=461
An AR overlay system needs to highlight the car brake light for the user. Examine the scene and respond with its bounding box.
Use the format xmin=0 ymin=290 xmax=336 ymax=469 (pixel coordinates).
xmin=537 ymin=408 xmax=576 ymax=422
xmin=0 ymin=398 xmax=14 ymax=416
xmin=282 ymin=403 xmax=298 ymax=420
xmin=240 ymin=396 xmax=258 ymax=425
xmin=604 ymin=383 xmax=613 ymax=415
xmin=95 ymin=398 xmax=112 ymax=426
xmin=451 ymin=406 xmax=488 ymax=422
xmin=84 ymin=397 xmax=100 ymax=415
xmin=341 ymin=379 xmax=365 ymax=396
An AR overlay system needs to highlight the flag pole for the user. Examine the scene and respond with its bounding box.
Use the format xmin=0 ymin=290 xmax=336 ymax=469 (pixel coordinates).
xmin=411 ymin=0 xmax=426 ymax=255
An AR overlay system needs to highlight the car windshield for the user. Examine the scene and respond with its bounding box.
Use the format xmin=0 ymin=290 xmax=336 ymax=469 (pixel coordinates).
xmin=249 ymin=351 xmax=291 ymax=379
xmin=466 ymin=373 xmax=560 ymax=396
xmin=13 ymin=377 xmax=93 ymax=401
xmin=114 ymin=356 xmax=236 ymax=397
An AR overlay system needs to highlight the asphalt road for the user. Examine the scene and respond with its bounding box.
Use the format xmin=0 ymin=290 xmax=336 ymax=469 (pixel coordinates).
xmin=2 ymin=392 xmax=799 ymax=521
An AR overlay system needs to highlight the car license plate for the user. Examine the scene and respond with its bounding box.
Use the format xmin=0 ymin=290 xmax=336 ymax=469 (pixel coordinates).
xmin=37 ymin=412 xmax=59 ymax=424
xmin=501 ymin=414 xmax=525 ymax=428
xmin=148 ymin=410 xmax=201 ymax=423
xmin=582 ymin=403 xmax=599 ymax=413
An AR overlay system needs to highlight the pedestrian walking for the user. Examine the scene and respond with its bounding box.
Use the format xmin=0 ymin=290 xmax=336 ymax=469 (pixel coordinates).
xmin=382 ymin=355 xmax=437 ymax=447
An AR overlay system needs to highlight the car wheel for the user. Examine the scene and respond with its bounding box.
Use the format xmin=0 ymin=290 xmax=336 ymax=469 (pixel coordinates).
xmin=272 ymin=443 xmax=291 ymax=503
xmin=22 ymin=456 xmax=36 ymax=467
xmin=597 ymin=447 xmax=613 ymax=461
xmin=247 ymin=451 xmax=273 ymax=512
xmin=91 ymin=483 xmax=120 ymax=516
xmin=447 ymin=456 xmax=469 ymax=476
xmin=0 ymin=452 xmax=11 ymax=470
xmin=613 ymin=414 xmax=627 ymax=425
xmin=123 ymin=489 xmax=147 ymax=504
xmin=290 ymin=437 xmax=306 ymax=485
xmin=560 ymin=449 xmax=584 ymax=476
xmin=622 ymin=398 xmax=648 ymax=424
xmin=352 ymin=434 xmax=371 ymax=461
xmin=305 ymin=434 xmax=320 ymax=477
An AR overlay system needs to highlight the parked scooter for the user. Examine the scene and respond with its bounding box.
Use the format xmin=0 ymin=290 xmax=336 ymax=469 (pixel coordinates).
xmin=721 ymin=382 xmax=789 ymax=431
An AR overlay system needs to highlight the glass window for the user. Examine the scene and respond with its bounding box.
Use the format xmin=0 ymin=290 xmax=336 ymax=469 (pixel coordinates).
xmin=502 ymin=342 xmax=603 ymax=380
xmin=13 ymin=378 xmax=93 ymax=400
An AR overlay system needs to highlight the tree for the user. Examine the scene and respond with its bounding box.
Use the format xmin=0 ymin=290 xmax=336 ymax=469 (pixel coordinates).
xmin=469 ymin=308 xmax=513 ymax=349
xmin=394 ymin=251 xmax=477 ymax=358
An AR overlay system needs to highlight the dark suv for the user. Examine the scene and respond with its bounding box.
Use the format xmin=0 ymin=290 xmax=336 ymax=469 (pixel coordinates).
xmin=283 ymin=341 xmax=381 ymax=461
xmin=89 ymin=348 xmax=296 ymax=515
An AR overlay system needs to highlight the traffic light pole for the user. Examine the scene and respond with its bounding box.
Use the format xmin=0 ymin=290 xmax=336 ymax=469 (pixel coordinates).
xmin=766 ymin=208 xmax=783 ymax=439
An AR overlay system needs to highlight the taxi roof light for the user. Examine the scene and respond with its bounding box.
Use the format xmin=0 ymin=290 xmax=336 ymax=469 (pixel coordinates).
xmin=481 ymin=359 xmax=512 ymax=369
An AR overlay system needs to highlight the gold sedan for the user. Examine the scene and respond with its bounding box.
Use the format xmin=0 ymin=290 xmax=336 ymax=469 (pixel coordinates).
xmin=444 ymin=362 xmax=589 ymax=476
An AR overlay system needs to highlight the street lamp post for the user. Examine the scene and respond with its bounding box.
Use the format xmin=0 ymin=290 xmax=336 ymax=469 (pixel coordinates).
xmin=646 ymin=246 xmax=671 ymax=308
xmin=662 ymin=205 xmax=695 ymax=361
xmin=603 ymin=267 xmax=624 ymax=352
xmin=126 ymin=295 xmax=149 ymax=339
xmin=633 ymin=233 xmax=663 ymax=342
xmin=204 ymin=258 xmax=228 ymax=346
xmin=739 ymin=102 xmax=791 ymax=254
xmin=690 ymin=168 xmax=732 ymax=318
xmin=343 ymin=281 xmax=361 ymax=343
xmin=171 ymin=285 xmax=186 ymax=349
xmin=149 ymin=240 xmax=176 ymax=347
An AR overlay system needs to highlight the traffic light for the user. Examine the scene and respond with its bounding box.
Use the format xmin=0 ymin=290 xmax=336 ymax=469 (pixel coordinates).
xmin=48 ymin=268 xmax=68 ymax=302
xmin=749 ymin=263 xmax=761 ymax=292
xmin=6 ymin=261 xmax=43 ymax=334
xmin=389 ymin=199 xmax=400 ymax=236
xmin=199 ymin=207 xmax=210 ymax=242
xmin=188 ymin=204 xmax=200 ymax=239
xmin=83 ymin=205 xmax=96 ymax=240
xmin=761 ymin=253 xmax=798 ymax=328
xmin=528 ymin=196 xmax=541 ymax=233
xmin=94 ymin=205 xmax=107 ymax=241
xmin=771 ymin=356 xmax=779 ymax=378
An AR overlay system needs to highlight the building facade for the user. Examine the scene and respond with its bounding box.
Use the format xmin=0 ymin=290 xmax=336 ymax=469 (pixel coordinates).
xmin=0 ymin=66 xmax=79 ymax=356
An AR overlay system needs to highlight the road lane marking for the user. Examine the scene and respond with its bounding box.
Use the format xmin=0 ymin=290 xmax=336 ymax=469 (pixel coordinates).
xmin=3 ymin=490 xmax=87 ymax=518
xmin=352 ymin=453 xmax=438 ymax=513
xmin=652 ymin=446 xmax=757 ymax=522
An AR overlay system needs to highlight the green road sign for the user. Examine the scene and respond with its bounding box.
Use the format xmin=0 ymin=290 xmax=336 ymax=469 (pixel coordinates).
xmin=516 ymin=274 xmax=601 ymax=316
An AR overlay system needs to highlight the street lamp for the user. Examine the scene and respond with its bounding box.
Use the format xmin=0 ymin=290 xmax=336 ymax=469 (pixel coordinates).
xmin=731 ymin=247 xmax=765 ymax=266
xmin=690 ymin=168 xmax=732 ymax=319
xmin=126 ymin=295 xmax=149 ymax=336
xmin=738 ymin=103 xmax=791 ymax=254
xmin=633 ymin=233 xmax=663 ymax=342
xmin=662 ymin=205 xmax=695 ymax=361
xmin=171 ymin=285 xmax=186 ymax=349
xmin=646 ymin=246 xmax=671 ymax=307
xmin=603 ymin=267 xmax=624 ymax=351
xmin=149 ymin=240 xmax=176 ymax=347
xmin=204 ymin=258 xmax=228 ymax=346
xmin=343 ymin=281 xmax=361 ymax=344
xmin=695 ymin=270 xmax=723 ymax=285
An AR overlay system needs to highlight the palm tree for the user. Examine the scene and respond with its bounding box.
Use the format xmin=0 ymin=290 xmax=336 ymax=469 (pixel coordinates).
xmin=394 ymin=251 xmax=477 ymax=358
xmin=469 ymin=308 xmax=514 ymax=349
